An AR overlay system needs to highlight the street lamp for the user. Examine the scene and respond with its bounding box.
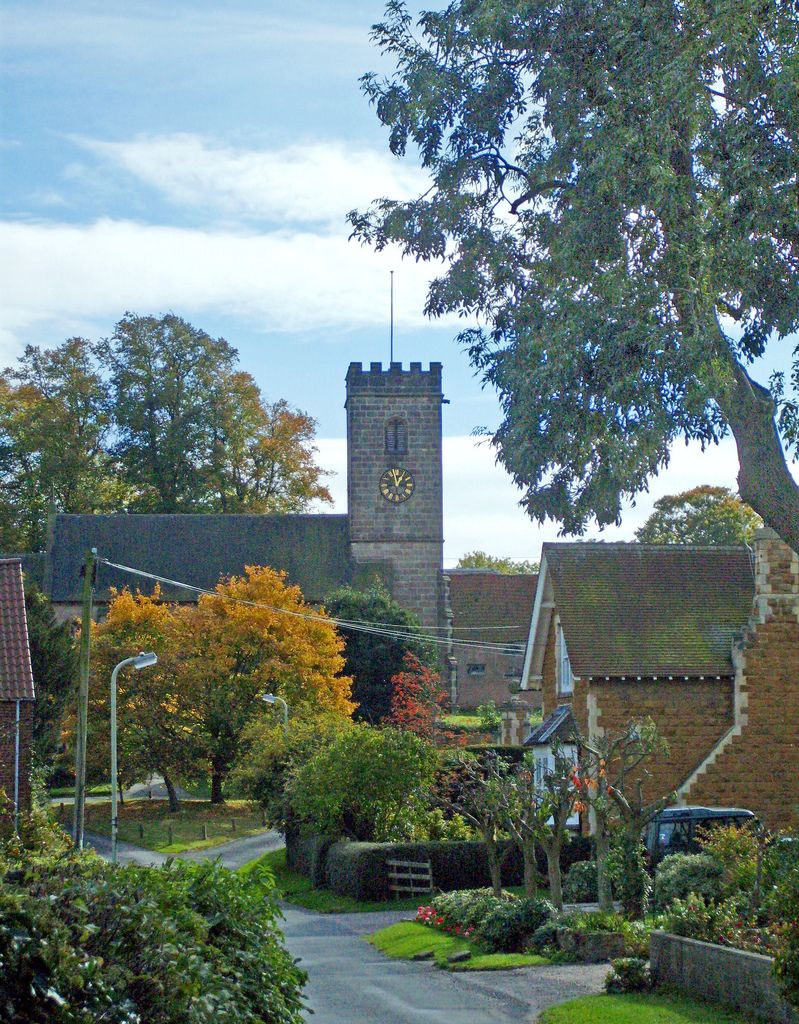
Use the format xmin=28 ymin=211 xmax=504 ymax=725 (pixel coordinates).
xmin=110 ymin=651 xmax=158 ymax=864
xmin=262 ymin=693 xmax=289 ymax=739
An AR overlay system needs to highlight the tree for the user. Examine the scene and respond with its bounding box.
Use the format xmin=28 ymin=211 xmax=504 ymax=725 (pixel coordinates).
xmin=101 ymin=313 xmax=331 ymax=514
xmin=288 ymin=724 xmax=438 ymax=841
xmin=86 ymin=567 xmax=353 ymax=807
xmin=25 ymin=584 xmax=77 ymax=768
xmin=578 ymin=718 xmax=671 ymax=918
xmin=388 ymin=652 xmax=448 ymax=741
xmin=325 ymin=580 xmax=437 ymax=723
xmin=636 ymin=485 xmax=762 ymax=545
xmin=444 ymin=753 xmax=509 ymax=895
xmin=455 ymin=551 xmax=539 ymax=574
xmin=0 ymin=338 xmax=118 ymax=551
xmin=353 ymin=1 xmax=799 ymax=552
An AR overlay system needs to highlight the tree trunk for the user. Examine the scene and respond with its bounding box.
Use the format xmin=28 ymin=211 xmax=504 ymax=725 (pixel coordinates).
xmin=542 ymin=838 xmax=563 ymax=911
xmin=522 ymin=839 xmax=539 ymax=897
xmin=721 ymin=361 xmax=799 ymax=553
xmin=595 ymin=818 xmax=613 ymax=912
xmin=162 ymin=771 xmax=180 ymax=813
xmin=118 ymin=782 xmax=125 ymax=806
xmin=485 ymin=835 xmax=503 ymax=896
xmin=210 ymin=770 xmax=225 ymax=805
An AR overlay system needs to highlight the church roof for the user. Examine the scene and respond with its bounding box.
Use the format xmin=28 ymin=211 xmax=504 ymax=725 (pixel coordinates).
xmin=0 ymin=559 xmax=35 ymax=701
xmin=46 ymin=514 xmax=352 ymax=604
xmin=448 ymin=570 xmax=537 ymax=645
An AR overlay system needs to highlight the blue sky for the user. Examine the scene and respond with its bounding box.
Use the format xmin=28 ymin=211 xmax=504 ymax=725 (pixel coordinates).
xmin=1 ymin=1 xmax=794 ymax=564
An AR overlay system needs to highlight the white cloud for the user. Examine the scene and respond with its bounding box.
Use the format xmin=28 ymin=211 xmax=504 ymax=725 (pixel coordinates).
xmin=74 ymin=135 xmax=427 ymax=227
xmin=0 ymin=217 xmax=448 ymax=345
xmin=314 ymin=434 xmax=786 ymax=567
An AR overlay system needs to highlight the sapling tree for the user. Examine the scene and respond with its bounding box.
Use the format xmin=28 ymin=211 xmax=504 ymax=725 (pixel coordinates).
xmin=495 ymin=747 xmax=577 ymax=907
xmin=445 ymin=753 xmax=509 ymax=896
xmin=579 ymin=718 xmax=671 ymax=918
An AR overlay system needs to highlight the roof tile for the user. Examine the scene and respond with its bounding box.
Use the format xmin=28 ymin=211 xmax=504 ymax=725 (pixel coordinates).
xmin=448 ymin=571 xmax=537 ymax=645
xmin=545 ymin=543 xmax=754 ymax=678
xmin=0 ymin=559 xmax=35 ymax=701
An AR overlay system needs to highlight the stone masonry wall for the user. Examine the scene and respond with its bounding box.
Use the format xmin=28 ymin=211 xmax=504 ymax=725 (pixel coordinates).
xmin=346 ymin=362 xmax=444 ymax=629
xmin=0 ymin=701 xmax=33 ymax=819
xmin=455 ymin=643 xmax=542 ymax=710
xmin=685 ymin=531 xmax=799 ymax=828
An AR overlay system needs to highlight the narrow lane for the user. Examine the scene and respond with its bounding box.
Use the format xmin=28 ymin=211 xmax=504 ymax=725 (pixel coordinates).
xmin=280 ymin=905 xmax=607 ymax=1024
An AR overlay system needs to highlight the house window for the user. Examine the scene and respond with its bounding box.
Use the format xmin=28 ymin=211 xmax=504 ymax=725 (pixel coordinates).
xmin=466 ymin=664 xmax=486 ymax=676
xmin=385 ymin=417 xmax=407 ymax=455
xmin=556 ymin=622 xmax=573 ymax=695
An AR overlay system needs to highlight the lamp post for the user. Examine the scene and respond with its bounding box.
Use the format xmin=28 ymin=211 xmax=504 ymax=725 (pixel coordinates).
xmin=262 ymin=693 xmax=289 ymax=739
xmin=110 ymin=651 xmax=158 ymax=864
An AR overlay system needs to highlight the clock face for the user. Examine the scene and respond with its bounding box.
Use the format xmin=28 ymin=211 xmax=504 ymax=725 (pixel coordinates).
xmin=379 ymin=466 xmax=415 ymax=503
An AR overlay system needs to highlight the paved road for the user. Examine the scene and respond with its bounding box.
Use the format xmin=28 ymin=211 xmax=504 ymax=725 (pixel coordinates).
xmin=84 ymin=828 xmax=284 ymax=869
xmin=281 ymin=905 xmax=607 ymax=1024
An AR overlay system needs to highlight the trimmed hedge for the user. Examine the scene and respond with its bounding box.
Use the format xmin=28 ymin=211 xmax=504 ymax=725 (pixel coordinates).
xmin=464 ymin=744 xmax=528 ymax=764
xmin=284 ymin=830 xmax=336 ymax=887
xmin=291 ymin=833 xmax=593 ymax=901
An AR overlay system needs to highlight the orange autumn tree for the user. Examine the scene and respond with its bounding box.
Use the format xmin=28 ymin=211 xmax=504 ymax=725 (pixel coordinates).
xmin=88 ymin=587 xmax=194 ymax=811
xmin=178 ymin=566 xmax=354 ymax=803
xmin=388 ymin=652 xmax=449 ymax=743
xmin=86 ymin=566 xmax=353 ymax=807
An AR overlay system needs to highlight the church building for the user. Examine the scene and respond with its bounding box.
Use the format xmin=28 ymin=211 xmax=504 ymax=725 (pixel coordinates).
xmin=16 ymin=361 xmax=530 ymax=710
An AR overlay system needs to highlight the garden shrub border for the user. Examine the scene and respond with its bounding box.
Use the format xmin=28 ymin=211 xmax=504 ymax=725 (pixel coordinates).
xmin=286 ymin=832 xmax=592 ymax=902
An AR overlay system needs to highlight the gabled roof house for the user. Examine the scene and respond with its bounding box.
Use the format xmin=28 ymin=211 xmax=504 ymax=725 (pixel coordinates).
xmin=518 ymin=530 xmax=799 ymax=828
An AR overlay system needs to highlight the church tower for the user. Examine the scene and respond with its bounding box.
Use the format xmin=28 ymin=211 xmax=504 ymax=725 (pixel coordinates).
xmin=346 ymin=361 xmax=445 ymax=629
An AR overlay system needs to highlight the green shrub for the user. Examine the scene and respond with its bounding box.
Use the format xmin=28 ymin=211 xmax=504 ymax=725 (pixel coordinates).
xmin=528 ymin=920 xmax=561 ymax=953
xmin=562 ymin=860 xmax=597 ymax=903
xmin=653 ymin=852 xmax=724 ymax=909
xmin=773 ymin=863 xmax=799 ymax=1009
xmin=604 ymin=957 xmax=651 ymax=994
xmin=426 ymin=888 xmax=554 ymax=953
xmin=563 ymin=909 xmax=627 ymax=933
xmin=0 ymin=834 xmax=305 ymax=1023
xmin=474 ymin=897 xmax=554 ymax=952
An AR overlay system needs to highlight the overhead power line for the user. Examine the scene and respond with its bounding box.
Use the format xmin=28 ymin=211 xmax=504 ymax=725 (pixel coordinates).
xmin=98 ymin=559 xmax=529 ymax=653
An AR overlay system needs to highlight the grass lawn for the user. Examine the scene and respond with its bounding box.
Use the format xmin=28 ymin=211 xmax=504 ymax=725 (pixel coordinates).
xmin=63 ymin=797 xmax=270 ymax=853
xmin=49 ymin=784 xmax=111 ymax=798
xmin=539 ymin=993 xmax=755 ymax=1024
xmin=367 ymin=921 xmax=550 ymax=971
xmin=440 ymin=713 xmax=486 ymax=731
xmin=240 ymin=848 xmax=422 ymax=913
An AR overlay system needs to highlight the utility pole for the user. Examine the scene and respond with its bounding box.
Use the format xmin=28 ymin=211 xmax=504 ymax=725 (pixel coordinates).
xmin=73 ymin=547 xmax=96 ymax=848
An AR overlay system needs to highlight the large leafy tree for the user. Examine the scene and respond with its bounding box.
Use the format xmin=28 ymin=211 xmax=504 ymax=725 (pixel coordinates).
xmin=101 ymin=313 xmax=332 ymax=514
xmin=86 ymin=567 xmax=354 ymax=806
xmin=352 ymin=0 xmax=799 ymax=551
xmin=324 ymin=580 xmax=437 ymax=723
xmin=456 ymin=551 xmax=538 ymax=573
xmin=636 ymin=485 xmax=762 ymax=544
xmin=25 ymin=584 xmax=78 ymax=767
xmin=0 ymin=338 xmax=119 ymax=551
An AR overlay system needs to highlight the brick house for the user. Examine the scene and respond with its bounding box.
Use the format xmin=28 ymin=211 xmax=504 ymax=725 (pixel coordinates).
xmin=516 ymin=530 xmax=799 ymax=829
xmin=446 ymin=570 xmax=539 ymax=710
xmin=0 ymin=558 xmax=36 ymax=825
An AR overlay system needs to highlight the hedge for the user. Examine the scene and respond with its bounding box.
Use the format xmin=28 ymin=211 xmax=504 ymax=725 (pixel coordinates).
xmin=286 ymin=832 xmax=593 ymax=901
xmin=284 ymin=830 xmax=336 ymax=887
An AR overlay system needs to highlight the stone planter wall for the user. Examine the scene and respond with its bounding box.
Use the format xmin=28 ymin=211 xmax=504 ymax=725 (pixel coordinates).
xmin=650 ymin=931 xmax=797 ymax=1024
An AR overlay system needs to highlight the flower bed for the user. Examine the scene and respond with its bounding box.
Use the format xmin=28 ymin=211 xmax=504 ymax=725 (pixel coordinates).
xmin=415 ymin=888 xmax=554 ymax=953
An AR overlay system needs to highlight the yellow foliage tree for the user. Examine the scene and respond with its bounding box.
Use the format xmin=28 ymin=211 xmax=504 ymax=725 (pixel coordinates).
xmin=86 ymin=567 xmax=353 ymax=808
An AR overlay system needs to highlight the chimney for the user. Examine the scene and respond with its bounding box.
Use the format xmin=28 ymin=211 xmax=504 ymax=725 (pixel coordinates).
xmin=752 ymin=528 xmax=799 ymax=622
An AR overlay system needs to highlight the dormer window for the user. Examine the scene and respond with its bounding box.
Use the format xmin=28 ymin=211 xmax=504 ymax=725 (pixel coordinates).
xmin=556 ymin=620 xmax=573 ymax=695
xmin=385 ymin=417 xmax=407 ymax=455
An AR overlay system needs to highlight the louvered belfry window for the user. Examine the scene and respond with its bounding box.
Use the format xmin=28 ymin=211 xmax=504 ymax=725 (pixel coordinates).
xmin=385 ymin=417 xmax=408 ymax=455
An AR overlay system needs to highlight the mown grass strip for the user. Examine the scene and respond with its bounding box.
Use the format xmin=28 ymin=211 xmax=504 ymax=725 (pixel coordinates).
xmin=367 ymin=921 xmax=549 ymax=971
xmin=241 ymin=849 xmax=421 ymax=913
xmin=538 ymin=993 xmax=754 ymax=1024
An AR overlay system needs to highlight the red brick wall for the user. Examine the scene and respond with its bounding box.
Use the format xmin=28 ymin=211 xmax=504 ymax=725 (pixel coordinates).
xmin=686 ymin=613 xmax=799 ymax=829
xmin=456 ymin=644 xmax=541 ymax=710
xmin=0 ymin=701 xmax=33 ymax=820
xmin=592 ymin=678 xmax=734 ymax=805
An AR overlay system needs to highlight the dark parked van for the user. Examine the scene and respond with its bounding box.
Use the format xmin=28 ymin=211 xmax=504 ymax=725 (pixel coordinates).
xmin=645 ymin=806 xmax=755 ymax=866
